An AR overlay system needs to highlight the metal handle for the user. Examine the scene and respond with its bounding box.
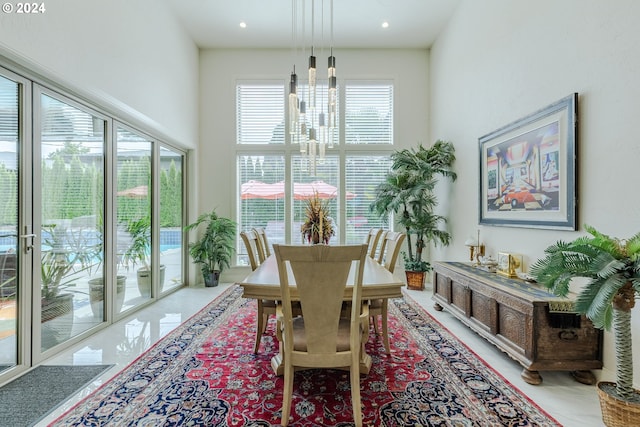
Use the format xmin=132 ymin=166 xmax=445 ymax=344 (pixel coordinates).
xmin=20 ymin=227 xmax=37 ymax=254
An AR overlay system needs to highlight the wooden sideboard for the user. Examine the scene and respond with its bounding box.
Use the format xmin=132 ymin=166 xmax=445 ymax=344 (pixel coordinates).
xmin=432 ymin=262 xmax=602 ymax=385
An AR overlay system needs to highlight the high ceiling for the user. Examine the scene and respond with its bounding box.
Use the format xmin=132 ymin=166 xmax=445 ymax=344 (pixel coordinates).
xmin=165 ymin=0 xmax=461 ymax=49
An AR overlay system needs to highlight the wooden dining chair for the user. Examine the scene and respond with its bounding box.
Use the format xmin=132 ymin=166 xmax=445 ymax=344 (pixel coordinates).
xmin=273 ymin=243 xmax=369 ymax=427
xmin=373 ymin=230 xmax=388 ymax=262
xmin=369 ymin=231 xmax=406 ymax=354
xmin=253 ymin=227 xmax=271 ymax=258
xmin=240 ymin=230 xmax=275 ymax=353
xmin=364 ymin=228 xmax=383 ymax=259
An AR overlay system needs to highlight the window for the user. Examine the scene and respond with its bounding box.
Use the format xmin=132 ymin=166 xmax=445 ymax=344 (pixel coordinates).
xmin=0 ymin=60 xmax=187 ymax=373
xmin=39 ymin=92 xmax=106 ymax=351
xmin=345 ymin=155 xmax=393 ymax=244
xmin=236 ymin=83 xmax=284 ymax=145
xmin=292 ymin=155 xmax=340 ymax=243
xmin=237 ymin=154 xmax=285 ymax=265
xmin=236 ymin=80 xmax=394 ymax=260
xmin=345 ymin=82 xmax=393 ymax=145
xmin=159 ymin=146 xmax=184 ymax=294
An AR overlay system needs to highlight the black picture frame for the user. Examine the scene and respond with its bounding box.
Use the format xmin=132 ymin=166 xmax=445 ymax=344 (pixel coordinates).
xmin=479 ymin=93 xmax=578 ymax=230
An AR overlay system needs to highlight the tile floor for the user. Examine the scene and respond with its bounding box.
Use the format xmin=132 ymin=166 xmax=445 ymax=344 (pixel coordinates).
xmin=37 ymin=282 xmax=605 ymax=426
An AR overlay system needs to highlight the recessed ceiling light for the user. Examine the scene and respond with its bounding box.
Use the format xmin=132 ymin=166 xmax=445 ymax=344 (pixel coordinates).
xmin=239 ymin=22 xmax=247 ymax=28
xmin=381 ymin=21 xmax=389 ymax=29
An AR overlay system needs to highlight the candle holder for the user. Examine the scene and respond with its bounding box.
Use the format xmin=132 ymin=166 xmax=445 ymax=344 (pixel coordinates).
xmin=465 ymin=230 xmax=485 ymax=266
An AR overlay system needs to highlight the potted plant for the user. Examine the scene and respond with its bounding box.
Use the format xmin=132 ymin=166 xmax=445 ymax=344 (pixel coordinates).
xmin=87 ymin=224 xmax=127 ymax=318
xmin=121 ymin=216 xmax=165 ymax=297
xmin=530 ymin=225 xmax=640 ymax=426
xmin=370 ymin=140 xmax=457 ymax=290
xmin=41 ymin=224 xmax=100 ymax=306
xmin=40 ymin=223 xmax=100 ymax=348
xmin=88 ymin=274 xmax=127 ymax=319
xmin=184 ymin=209 xmax=236 ymax=287
xmin=300 ymin=191 xmax=335 ymax=244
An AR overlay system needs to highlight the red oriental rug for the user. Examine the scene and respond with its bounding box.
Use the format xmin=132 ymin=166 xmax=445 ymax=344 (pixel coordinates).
xmin=50 ymin=285 xmax=560 ymax=426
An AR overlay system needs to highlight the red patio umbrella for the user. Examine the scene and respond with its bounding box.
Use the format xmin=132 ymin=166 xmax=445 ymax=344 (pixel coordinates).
xmin=240 ymin=180 xmax=356 ymax=200
xmin=293 ymin=181 xmax=356 ymax=200
xmin=117 ymin=185 xmax=148 ymax=198
xmin=240 ymin=180 xmax=284 ymax=200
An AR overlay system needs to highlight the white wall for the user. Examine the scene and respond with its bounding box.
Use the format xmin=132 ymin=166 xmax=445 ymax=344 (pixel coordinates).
xmin=199 ymin=48 xmax=431 ymax=280
xmin=0 ymin=0 xmax=199 ymax=147
xmin=430 ymin=0 xmax=640 ymax=384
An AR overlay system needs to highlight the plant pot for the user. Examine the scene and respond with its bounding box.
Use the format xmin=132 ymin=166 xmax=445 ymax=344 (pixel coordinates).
xmin=41 ymin=293 xmax=74 ymax=350
xmin=597 ymin=381 xmax=640 ymax=426
xmin=41 ymin=293 xmax=74 ymax=322
xmin=405 ymin=270 xmax=425 ymax=290
xmin=88 ymin=276 xmax=127 ymax=319
xmin=204 ymin=270 xmax=220 ymax=287
xmin=136 ymin=265 xmax=166 ymax=297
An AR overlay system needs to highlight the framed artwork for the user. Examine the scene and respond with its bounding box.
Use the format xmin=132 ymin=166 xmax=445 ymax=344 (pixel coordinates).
xmin=479 ymin=93 xmax=578 ymax=230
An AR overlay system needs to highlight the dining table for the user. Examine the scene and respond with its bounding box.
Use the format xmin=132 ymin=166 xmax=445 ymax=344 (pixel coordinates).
xmin=237 ymin=253 xmax=405 ymax=375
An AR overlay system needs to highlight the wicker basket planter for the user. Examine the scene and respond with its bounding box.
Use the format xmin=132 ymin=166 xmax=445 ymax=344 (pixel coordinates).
xmin=597 ymin=381 xmax=640 ymax=427
xmin=405 ymin=271 xmax=425 ymax=290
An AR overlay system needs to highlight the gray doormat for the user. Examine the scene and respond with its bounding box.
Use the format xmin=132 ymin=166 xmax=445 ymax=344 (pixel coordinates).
xmin=0 ymin=364 xmax=113 ymax=427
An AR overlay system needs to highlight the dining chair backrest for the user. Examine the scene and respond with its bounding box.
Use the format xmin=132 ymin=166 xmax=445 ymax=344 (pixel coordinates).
xmin=273 ymin=243 xmax=368 ymax=356
xmin=240 ymin=230 xmax=263 ymax=270
xmin=376 ymin=230 xmax=389 ymax=264
xmin=378 ymin=231 xmax=406 ymax=273
xmin=252 ymin=227 xmax=271 ymax=258
xmin=365 ymin=228 xmax=383 ymax=259
xmin=273 ymin=243 xmax=368 ymax=426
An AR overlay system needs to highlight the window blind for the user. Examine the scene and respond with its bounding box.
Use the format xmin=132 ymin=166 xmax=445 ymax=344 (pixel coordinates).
xmin=292 ymin=155 xmax=340 ymax=243
xmin=345 ymin=83 xmax=393 ymax=145
xmin=236 ymin=83 xmax=285 ymax=145
xmin=345 ymin=155 xmax=392 ymax=244
xmin=238 ymin=154 xmax=285 ymax=266
xmin=0 ymin=76 xmax=18 ymax=145
xmin=235 ymin=80 xmax=395 ymax=258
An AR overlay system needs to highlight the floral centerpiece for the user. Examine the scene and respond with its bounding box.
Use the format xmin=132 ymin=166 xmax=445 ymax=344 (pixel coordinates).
xmin=301 ymin=191 xmax=335 ymax=244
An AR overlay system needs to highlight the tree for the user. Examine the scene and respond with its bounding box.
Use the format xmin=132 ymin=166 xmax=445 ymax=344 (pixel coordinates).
xmin=370 ymin=140 xmax=457 ymax=271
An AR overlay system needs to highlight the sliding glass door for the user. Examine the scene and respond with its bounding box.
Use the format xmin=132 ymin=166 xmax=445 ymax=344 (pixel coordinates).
xmin=159 ymin=146 xmax=183 ymax=294
xmin=116 ymin=127 xmax=153 ymax=309
xmin=0 ymin=73 xmax=21 ymax=373
xmin=0 ymin=62 xmax=186 ymax=381
xmin=36 ymin=91 xmax=106 ymax=354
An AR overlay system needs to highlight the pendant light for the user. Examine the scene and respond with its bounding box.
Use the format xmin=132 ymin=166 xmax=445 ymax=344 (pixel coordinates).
xmin=289 ymin=0 xmax=336 ymax=173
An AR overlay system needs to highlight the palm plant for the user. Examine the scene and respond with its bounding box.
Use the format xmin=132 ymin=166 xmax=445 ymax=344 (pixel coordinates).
xmin=184 ymin=209 xmax=236 ymax=286
xmin=370 ymin=140 xmax=457 ymax=272
xmin=121 ymin=216 xmax=151 ymax=272
xmin=530 ymin=225 xmax=640 ymax=408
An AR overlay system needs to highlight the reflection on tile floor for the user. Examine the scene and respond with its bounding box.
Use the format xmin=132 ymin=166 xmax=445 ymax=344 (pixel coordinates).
xmin=36 ymin=282 xmax=604 ymax=426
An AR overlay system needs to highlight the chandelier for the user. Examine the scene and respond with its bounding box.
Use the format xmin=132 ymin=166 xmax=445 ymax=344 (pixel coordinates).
xmin=289 ymin=0 xmax=336 ymax=175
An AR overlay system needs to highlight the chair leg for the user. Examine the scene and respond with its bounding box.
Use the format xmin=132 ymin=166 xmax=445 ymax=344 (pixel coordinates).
xmin=381 ymin=299 xmax=390 ymax=354
xmin=350 ymin=354 xmax=363 ymax=427
xmin=254 ymin=300 xmax=265 ymax=354
xmin=281 ymin=360 xmax=294 ymax=426
xmin=372 ymin=314 xmax=380 ymax=334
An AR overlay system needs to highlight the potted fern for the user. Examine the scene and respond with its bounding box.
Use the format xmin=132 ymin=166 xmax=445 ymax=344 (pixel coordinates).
xmin=184 ymin=209 xmax=236 ymax=287
xmin=530 ymin=225 xmax=640 ymax=426
xmin=370 ymin=140 xmax=457 ymax=289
